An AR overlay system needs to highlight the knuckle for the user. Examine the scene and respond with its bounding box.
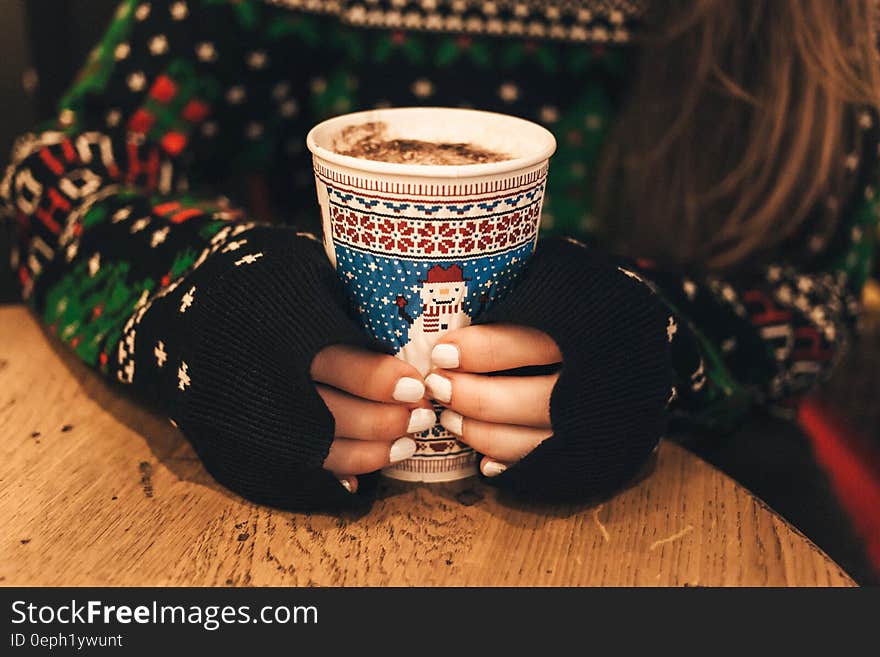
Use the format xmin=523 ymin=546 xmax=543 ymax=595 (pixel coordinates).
xmin=485 ymin=330 xmax=502 ymax=370
xmin=471 ymin=382 xmax=494 ymax=420
xmin=369 ymin=405 xmax=408 ymax=441
xmin=477 ymin=423 xmax=503 ymax=458
xmin=374 ymin=355 xmax=408 ymax=395
xmin=322 ymin=442 xmax=338 ymax=470
xmin=354 ymin=360 xmax=375 ymax=395
xmin=541 ymin=336 xmax=562 ymax=364
xmin=325 ymin=439 xmax=349 ymax=472
xmin=352 ymin=444 xmax=387 ymax=473
xmin=309 ymin=347 xmax=333 ymax=379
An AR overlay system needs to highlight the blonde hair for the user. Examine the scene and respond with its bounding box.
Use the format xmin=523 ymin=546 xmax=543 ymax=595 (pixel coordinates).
xmin=599 ymin=0 xmax=880 ymax=271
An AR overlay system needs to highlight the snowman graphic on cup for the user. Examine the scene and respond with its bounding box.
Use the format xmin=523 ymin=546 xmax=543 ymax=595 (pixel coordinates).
xmin=395 ymin=263 xmax=476 ymax=376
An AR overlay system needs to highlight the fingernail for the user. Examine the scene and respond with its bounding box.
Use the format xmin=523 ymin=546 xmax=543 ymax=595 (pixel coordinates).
xmin=425 ymin=373 xmax=452 ymax=403
xmin=482 ymin=460 xmax=508 ymax=477
xmin=431 ymin=343 xmax=460 ymax=369
xmin=407 ymin=408 xmax=436 ymax=434
xmin=439 ymin=409 xmax=463 ymax=435
xmin=389 ymin=437 xmax=417 ymax=463
xmin=393 ymin=376 xmax=425 ymax=403
xmin=339 ymin=479 xmax=353 ymax=493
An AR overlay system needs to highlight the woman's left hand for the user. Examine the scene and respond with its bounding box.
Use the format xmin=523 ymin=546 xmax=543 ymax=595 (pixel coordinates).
xmin=426 ymin=324 xmax=562 ymax=478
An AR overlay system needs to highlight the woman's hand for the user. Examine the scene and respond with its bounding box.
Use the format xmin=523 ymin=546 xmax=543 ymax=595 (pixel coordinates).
xmin=311 ymin=324 xmax=561 ymax=491
xmin=426 ymin=324 xmax=562 ymax=478
xmin=310 ymin=345 xmax=437 ymax=493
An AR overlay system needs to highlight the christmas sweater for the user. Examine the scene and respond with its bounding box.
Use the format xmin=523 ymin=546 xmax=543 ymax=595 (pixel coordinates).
xmin=1 ymin=0 xmax=876 ymax=508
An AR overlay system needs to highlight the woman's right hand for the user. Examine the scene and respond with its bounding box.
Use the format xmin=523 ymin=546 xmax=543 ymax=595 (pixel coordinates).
xmin=311 ymin=345 xmax=435 ymax=493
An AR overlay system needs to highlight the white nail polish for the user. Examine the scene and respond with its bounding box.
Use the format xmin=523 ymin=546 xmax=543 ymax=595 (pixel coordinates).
xmin=439 ymin=409 xmax=463 ymax=436
xmin=482 ymin=461 xmax=508 ymax=477
xmin=425 ymin=373 xmax=452 ymax=403
xmin=393 ymin=377 xmax=425 ymax=403
xmin=407 ymin=408 xmax=436 ymax=434
xmin=431 ymin=343 xmax=460 ymax=369
xmin=389 ymin=437 xmax=417 ymax=463
xmin=339 ymin=479 xmax=353 ymax=493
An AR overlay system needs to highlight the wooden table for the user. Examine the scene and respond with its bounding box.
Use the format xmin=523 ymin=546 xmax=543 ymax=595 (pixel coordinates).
xmin=0 ymin=305 xmax=854 ymax=586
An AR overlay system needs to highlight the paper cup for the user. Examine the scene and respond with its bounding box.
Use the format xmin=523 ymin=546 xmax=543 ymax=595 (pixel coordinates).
xmin=307 ymin=107 xmax=556 ymax=482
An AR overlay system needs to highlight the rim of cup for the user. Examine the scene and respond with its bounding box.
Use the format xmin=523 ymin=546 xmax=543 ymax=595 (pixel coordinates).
xmin=306 ymin=107 xmax=557 ymax=179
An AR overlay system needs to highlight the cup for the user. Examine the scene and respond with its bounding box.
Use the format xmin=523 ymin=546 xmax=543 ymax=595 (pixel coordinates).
xmin=307 ymin=107 xmax=556 ymax=482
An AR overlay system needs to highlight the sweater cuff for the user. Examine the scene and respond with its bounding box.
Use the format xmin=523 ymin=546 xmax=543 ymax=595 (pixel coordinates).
xmin=479 ymin=238 xmax=673 ymax=502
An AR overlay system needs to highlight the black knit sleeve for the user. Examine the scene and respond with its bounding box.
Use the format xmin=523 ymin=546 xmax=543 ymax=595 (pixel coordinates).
xmin=128 ymin=225 xmax=374 ymax=510
xmin=478 ymin=237 xmax=673 ymax=502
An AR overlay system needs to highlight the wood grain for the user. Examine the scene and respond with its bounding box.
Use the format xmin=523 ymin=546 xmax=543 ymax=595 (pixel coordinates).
xmin=0 ymin=305 xmax=854 ymax=586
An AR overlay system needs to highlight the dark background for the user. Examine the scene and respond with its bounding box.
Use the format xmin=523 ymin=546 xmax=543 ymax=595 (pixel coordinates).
xmin=0 ymin=0 xmax=120 ymax=301
xmin=0 ymin=0 xmax=120 ymax=161
xmin=1 ymin=0 xmax=878 ymax=585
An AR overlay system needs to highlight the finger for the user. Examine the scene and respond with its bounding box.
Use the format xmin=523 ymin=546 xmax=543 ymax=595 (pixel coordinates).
xmin=480 ymin=456 xmax=509 ymax=478
xmin=324 ymin=437 xmax=417 ymax=475
xmin=317 ymin=385 xmax=435 ymax=441
xmin=425 ymin=370 xmax=557 ymax=427
xmin=431 ymin=324 xmax=562 ymax=373
xmin=311 ymin=345 xmax=426 ymax=403
xmin=337 ymin=475 xmax=359 ymax=493
xmin=440 ymin=410 xmax=552 ymax=462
